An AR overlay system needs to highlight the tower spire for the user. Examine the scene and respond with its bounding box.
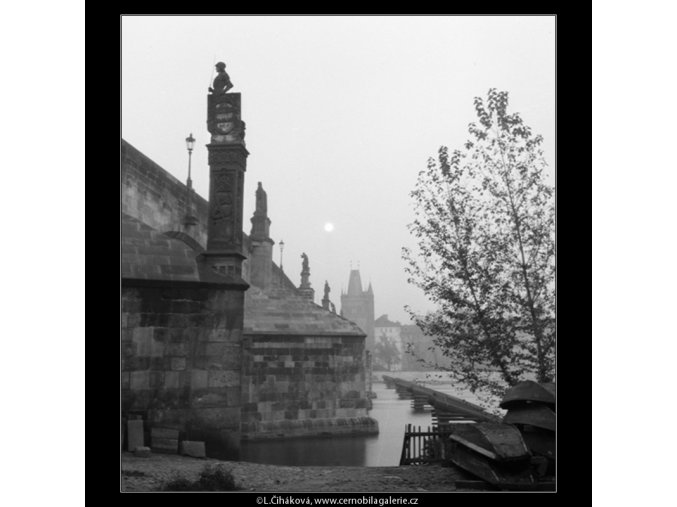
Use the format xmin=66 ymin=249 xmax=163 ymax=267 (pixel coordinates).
xmin=347 ymin=268 xmax=363 ymax=296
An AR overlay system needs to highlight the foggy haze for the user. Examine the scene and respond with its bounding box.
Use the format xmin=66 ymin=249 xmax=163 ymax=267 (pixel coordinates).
xmin=121 ymin=15 xmax=555 ymax=324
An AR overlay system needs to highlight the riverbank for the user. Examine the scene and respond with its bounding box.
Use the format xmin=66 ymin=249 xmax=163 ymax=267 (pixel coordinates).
xmin=121 ymin=452 xmax=472 ymax=492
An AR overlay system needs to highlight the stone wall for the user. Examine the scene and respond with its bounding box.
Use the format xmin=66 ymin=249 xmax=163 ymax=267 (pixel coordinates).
xmin=121 ymin=280 xmax=244 ymax=458
xmin=121 ymin=140 xmax=294 ymax=289
xmin=241 ymin=335 xmax=377 ymax=440
xmin=121 ymin=140 xmax=209 ymax=247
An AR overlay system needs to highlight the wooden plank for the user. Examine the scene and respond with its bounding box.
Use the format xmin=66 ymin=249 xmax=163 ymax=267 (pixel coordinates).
xmin=449 ymin=434 xmax=499 ymax=460
xmin=449 ymin=423 xmax=530 ymax=462
xmin=448 ymin=442 xmax=537 ymax=490
xmin=474 ymin=423 xmax=530 ymax=459
xmin=503 ymin=405 xmax=556 ymax=432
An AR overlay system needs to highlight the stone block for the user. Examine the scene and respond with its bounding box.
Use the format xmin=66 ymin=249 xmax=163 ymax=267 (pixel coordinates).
xmin=168 ymin=314 xmax=190 ymax=328
xmin=205 ymin=342 xmax=228 ymax=359
xmin=227 ymin=329 xmax=242 ymax=343
xmin=132 ymin=327 xmax=154 ymax=356
xmin=165 ymin=342 xmax=187 ymax=356
xmin=151 ymin=427 xmax=180 ymax=439
xmin=151 ymin=437 xmax=178 ymax=454
xmin=257 ymin=401 xmax=272 ymax=414
xmin=121 ymin=372 xmax=130 ymax=389
xmin=274 ymin=381 xmax=289 ymax=393
xmin=180 ymin=441 xmax=206 ymax=458
xmin=339 ymin=399 xmax=356 ymax=408
xmin=207 ymin=328 xmax=229 ymax=342
xmin=133 ymin=446 xmax=151 ymax=457
xmin=223 ymin=352 xmax=242 ymax=369
xmin=208 ymin=369 xmax=239 ymax=388
xmin=225 ymin=386 xmax=241 ymax=406
xmin=164 ymin=371 xmax=180 ymax=389
xmin=168 ymin=327 xmax=187 ymax=343
xmin=150 ymin=338 xmax=164 ymax=358
xmin=191 ymin=370 xmax=208 ymax=389
xmin=130 ymin=371 xmax=150 ymax=390
xmin=153 ymin=327 xmax=169 ymax=342
xmin=149 ymin=370 xmax=163 ymax=388
xmin=192 ymin=390 xmax=227 ymax=407
xmin=126 ymin=313 xmax=141 ymax=328
xmin=122 ymin=296 xmax=141 ymax=313
xmin=193 ymin=407 xmax=241 ymax=429
xmin=127 ymin=419 xmax=144 ymax=451
xmin=171 ymin=357 xmax=186 ymax=371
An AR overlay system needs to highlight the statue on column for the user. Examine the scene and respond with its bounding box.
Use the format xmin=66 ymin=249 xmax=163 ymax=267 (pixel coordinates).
xmin=209 ymin=61 xmax=234 ymax=95
xmin=299 ymin=253 xmax=312 ymax=288
xmin=298 ymin=253 xmax=314 ymax=301
xmin=255 ymin=182 xmax=267 ymax=215
xmin=321 ymin=280 xmax=332 ymax=311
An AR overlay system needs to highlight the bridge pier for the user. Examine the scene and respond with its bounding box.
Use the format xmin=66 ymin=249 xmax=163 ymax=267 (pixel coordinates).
xmin=411 ymin=394 xmax=429 ymax=412
xmin=395 ymin=386 xmax=411 ymax=399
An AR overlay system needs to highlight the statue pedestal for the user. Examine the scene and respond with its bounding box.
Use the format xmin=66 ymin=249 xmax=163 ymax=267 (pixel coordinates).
xmin=298 ymin=286 xmax=315 ymax=303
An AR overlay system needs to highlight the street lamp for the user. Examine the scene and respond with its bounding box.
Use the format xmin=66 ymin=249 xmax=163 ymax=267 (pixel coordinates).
xmin=183 ymin=133 xmax=197 ymax=227
xmin=279 ymin=239 xmax=285 ymax=272
xmin=185 ymin=133 xmax=195 ymax=189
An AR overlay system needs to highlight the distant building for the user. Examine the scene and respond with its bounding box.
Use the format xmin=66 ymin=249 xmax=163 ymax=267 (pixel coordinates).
xmin=400 ymin=324 xmax=442 ymax=371
xmin=340 ymin=269 xmax=375 ymax=351
xmin=373 ymin=314 xmax=404 ymax=371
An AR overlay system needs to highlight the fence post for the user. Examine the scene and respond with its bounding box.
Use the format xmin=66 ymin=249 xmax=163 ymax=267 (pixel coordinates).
xmin=399 ymin=424 xmax=409 ymax=465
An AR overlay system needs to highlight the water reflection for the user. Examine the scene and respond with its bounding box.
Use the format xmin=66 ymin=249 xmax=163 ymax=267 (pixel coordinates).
xmin=240 ymin=382 xmax=434 ymax=467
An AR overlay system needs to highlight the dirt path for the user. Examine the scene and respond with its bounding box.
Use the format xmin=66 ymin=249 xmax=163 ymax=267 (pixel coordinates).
xmin=121 ymin=453 xmax=471 ymax=492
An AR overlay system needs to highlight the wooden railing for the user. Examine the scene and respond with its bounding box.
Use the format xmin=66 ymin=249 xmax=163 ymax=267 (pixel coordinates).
xmin=399 ymin=424 xmax=457 ymax=465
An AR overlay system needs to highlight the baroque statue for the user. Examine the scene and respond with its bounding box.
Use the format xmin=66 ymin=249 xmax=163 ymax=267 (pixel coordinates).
xmin=209 ymin=61 xmax=234 ymax=95
xmin=255 ymin=182 xmax=267 ymax=215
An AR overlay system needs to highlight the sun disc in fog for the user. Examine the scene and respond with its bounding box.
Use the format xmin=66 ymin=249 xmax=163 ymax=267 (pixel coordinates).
xmin=324 ymin=222 xmax=335 ymax=232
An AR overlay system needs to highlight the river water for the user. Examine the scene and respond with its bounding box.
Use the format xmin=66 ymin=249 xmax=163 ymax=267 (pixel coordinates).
xmin=240 ymin=379 xmax=462 ymax=467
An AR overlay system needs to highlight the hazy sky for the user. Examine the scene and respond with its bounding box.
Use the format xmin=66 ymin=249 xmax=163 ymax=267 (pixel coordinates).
xmin=121 ymin=15 xmax=555 ymax=323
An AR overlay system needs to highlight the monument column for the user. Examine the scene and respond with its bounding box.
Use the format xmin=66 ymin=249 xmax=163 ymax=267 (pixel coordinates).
xmin=203 ymin=90 xmax=249 ymax=277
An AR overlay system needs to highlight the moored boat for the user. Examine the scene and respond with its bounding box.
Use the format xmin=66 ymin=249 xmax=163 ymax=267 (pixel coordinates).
xmin=499 ymin=380 xmax=556 ymax=409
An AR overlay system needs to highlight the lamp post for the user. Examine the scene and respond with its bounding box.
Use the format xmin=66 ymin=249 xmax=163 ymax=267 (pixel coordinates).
xmin=279 ymin=239 xmax=285 ymax=273
xmin=185 ymin=133 xmax=195 ymax=189
xmin=183 ymin=133 xmax=197 ymax=227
